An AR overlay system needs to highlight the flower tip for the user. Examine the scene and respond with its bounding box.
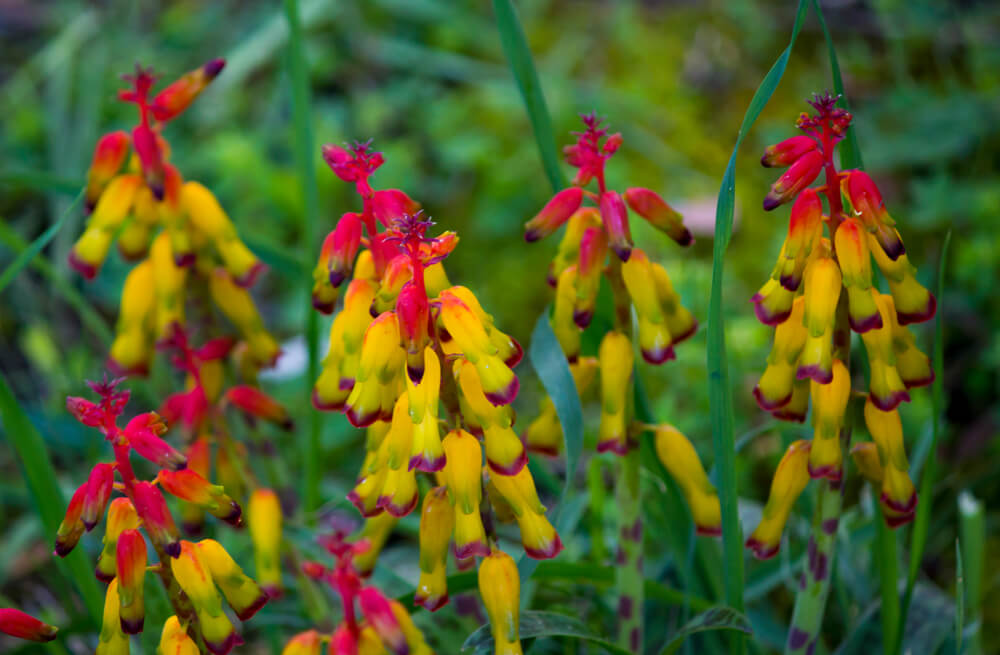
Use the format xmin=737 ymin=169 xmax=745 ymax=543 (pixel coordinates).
xmin=896 ymin=293 xmax=936 ymax=325
xmin=311 ymin=296 xmax=336 ymax=314
xmin=869 ymin=389 xmax=911 ymax=412
xmin=807 ymin=463 xmax=843 ymax=482
xmin=612 ymin=245 xmax=632 ymax=262
xmin=414 ymin=591 xmax=450 ymax=612
xmin=572 ymin=308 xmax=594 ymax=329
xmin=762 ymin=194 xmax=782 ymax=211
xmin=408 ymin=453 xmax=446 ymax=473
xmin=752 ymin=385 xmax=792 ymax=412
xmin=524 ymin=532 xmax=564 ymax=560
xmin=695 ymin=524 xmax=722 ymax=538
xmin=164 ymin=540 xmax=182 ymax=558
xmin=203 ymin=58 xmax=226 ymax=78
xmin=484 ymin=375 xmax=520 ymax=407
xmin=675 ymin=228 xmax=694 ymax=247
xmin=641 ymin=344 xmax=676 ymax=365
xmin=848 ymin=312 xmax=884 ymax=334
xmin=796 ymin=364 xmax=834 ymax=385
xmin=311 ymin=388 xmax=346 ymax=412
xmin=263 ymin=584 xmax=284 ymax=600
xmin=596 ymin=439 xmax=630 ymax=456
xmin=205 ymin=631 xmax=243 ymax=655
xmin=120 ymin=616 xmax=144 ymax=635
xmin=523 ymin=229 xmax=541 ymax=243
xmin=173 ymin=251 xmax=196 ymax=268
xmin=745 ymin=536 xmax=779 ymax=560
xmin=68 ymin=250 xmax=99 ymax=280
xmin=752 ymin=300 xmax=791 ymax=326
xmin=234 ymin=261 xmax=267 ymax=288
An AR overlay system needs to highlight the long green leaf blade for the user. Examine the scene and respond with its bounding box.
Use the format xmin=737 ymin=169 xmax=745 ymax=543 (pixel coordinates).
xmin=708 ymin=4 xmax=811 ymax=653
xmin=492 ymin=0 xmax=566 ymax=193
xmin=0 ymin=190 xmax=83 ymax=294
xmin=813 ymin=0 xmax=863 ymax=171
xmin=463 ymin=610 xmax=633 ymax=655
xmin=658 ymin=607 xmax=754 ymax=655
xmin=0 ymin=371 xmax=104 ymax=623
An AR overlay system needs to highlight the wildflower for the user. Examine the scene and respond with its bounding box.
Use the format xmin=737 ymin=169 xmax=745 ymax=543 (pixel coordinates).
xmin=97 ymin=579 xmax=129 ymax=655
xmin=597 ymin=331 xmax=634 ymax=455
xmin=249 ymin=488 xmax=284 ymax=597
xmin=478 ymin=548 xmax=523 ymax=655
xmin=0 ymin=608 xmax=58 ymax=643
xmin=653 ymin=426 xmax=722 ymax=535
xmin=116 ymin=528 xmax=147 ymax=633
xmin=416 ymin=486 xmax=454 ymax=611
xmin=748 ymin=94 xmax=935 ymax=550
xmin=71 ymin=60 xmax=279 ymax=379
xmin=171 ymin=541 xmax=242 ymax=655
xmin=158 ymin=616 xmax=200 ymax=655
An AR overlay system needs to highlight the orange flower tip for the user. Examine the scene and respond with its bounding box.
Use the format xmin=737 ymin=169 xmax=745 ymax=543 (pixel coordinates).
xmin=612 ymin=244 xmax=632 ymax=262
xmin=596 ymin=439 xmax=629 ymax=456
xmin=234 ymin=261 xmax=267 ymax=288
xmin=379 ymin=494 xmax=419 ymax=518
xmin=525 ymin=533 xmax=564 ymax=560
xmin=68 ymin=250 xmax=99 ymax=279
xmin=896 ymin=293 xmax=937 ymax=326
xmin=487 ymin=450 xmax=528 ymax=477
xmin=752 ymin=386 xmax=792 ymax=412
xmin=572 ymin=308 xmax=594 ymax=329
xmin=203 ymin=58 xmax=226 ymax=79
xmin=409 ymin=453 xmax=446 ymax=473
xmin=752 ymin=300 xmax=791 ymax=326
xmin=869 ymin=389 xmax=910 ymax=412
xmin=484 ymin=376 xmax=519 ymax=407
xmin=414 ymin=592 xmax=450 ymax=612
xmin=120 ymin=616 xmax=144 ymax=635
xmin=311 ymin=388 xmax=347 ymax=412
xmin=807 ymin=463 xmax=843 ymax=482
xmin=771 ymin=406 xmax=807 ymax=423
xmin=796 ymin=364 xmax=833 ymax=385
xmin=0 ymin=609 xmax=59 ymax=642
xmin=453 ymin=541 xmax=490 ymax=560
xmin=205 ymin=631 xmax=243 ymax=655
xmin=641 ymin=344 xmax=676 ymax=365
xmin=745 ymin=537 xmax=779 ymax=560
xmin=696 ymin=524 xmax=722 ymax=538
xmin=849 ymin=312 xmax=884 ymax=334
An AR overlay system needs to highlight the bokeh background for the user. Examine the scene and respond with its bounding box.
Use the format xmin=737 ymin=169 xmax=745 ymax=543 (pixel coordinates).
xmin=1 ymin=1 xmax=998 ymax=653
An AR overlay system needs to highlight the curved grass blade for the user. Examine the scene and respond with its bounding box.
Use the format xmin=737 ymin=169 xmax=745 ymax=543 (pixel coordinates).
xmin=658 ymin=607 xmax=754 ymax=655
xmin=0 ymin=371 xmax=103 ymax=623
xmin=0 ymin=220 xmax=112 ymax=346
xmin=492 ymin=0 xmax=566 ymax=193
xmin=518 ymin=311 xmax=584 ymax=581
xmin=463 ymin=610 xmax=633 ymax=655
xmin=708 ymin=4 xmax=812 ymax=652
xmin=0 ymin=189 xmax=83 ymax=294
xmin=812 ymin=0 xmax=863 ymax=171
xmin=897 ymin=230 xmax=951 ymax=653
xmin=283 ymin=0 xmax=324 ymax=522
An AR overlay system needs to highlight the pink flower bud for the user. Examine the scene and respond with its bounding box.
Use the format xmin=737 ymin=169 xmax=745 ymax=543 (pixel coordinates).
xmin=82 ymin=462 xmax=114 ymax=531
xmin=66 ymin=396 xmax=104 ymax=427
xmin=523 ymin=187 xmax=584 ymax=242
xmin=0 ymin=608 xmax=58 ymax=642
xmin=763 ymin=150 xmax=824 ymax=211
xmin=132 ymin=481 xmax=180 ymax=557
xmin=372 ymin=189 xmax=421 ymax=227
xmin=125 ymin=412 xmax=187 ymax=471
xmin=131 ymin=124 xmax=165 ymax=200
xmin=359 ymin=587 xmax=407 ymax=655
xmin=226 ymin=386 xmax=293 ymax=430
xmin=599 ymin=190 xmax=633 ymax=261
xmin=760 ymin=135 xmax=818 ymax=168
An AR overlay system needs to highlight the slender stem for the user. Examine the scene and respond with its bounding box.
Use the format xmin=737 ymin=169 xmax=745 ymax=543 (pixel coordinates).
xmin=877 ymin=514 xmax=900 ymax=654
xmin=785 ymin=464 xmax=846 ymax=655
xmin=283 ymin=0 xmax=323 ymax=522
xmin=614 ymin=448 xmax=643 ymax=653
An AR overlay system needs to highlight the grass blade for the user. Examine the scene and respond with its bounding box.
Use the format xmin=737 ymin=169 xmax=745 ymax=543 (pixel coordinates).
xmin=0 ymin=220 xmax=112 ymax=346
xmin=957 ymin=491 xmax=984 ymax=655
xmin=0 ymin=371 xmax=104 ymax=623
xmin=708 ymin=5 xmax=811 ymax=651
xmin=492 ymin=0 xmax=566 ymax=193
xmin=812 ymin=0 xmax=863 ymax=171
xmin=955 ymin=540 xmax=964 ymax=655
xmin=0 ymin=190 xmax=83 ymax=294
xmin=283 ymin=0 xmax=324 ymax=522
xmin=898 ymin=230 xmax=951 ymax=652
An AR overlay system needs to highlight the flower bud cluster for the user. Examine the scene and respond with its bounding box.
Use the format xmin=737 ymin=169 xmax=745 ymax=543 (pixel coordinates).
xmin=57 ymin=376 xmax=266 ymax=653
xmin=69 ymin=61 xmax=279 ymax=377
xmin=747 ymin=94 xmax=933 ymax=559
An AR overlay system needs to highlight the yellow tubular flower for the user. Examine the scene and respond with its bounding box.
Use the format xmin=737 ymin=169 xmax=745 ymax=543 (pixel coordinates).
xmin=523 ymin=399 xmax=561 ymax=456
xmin=863 ymin=399 xmax=917 ymax=527
xmin=353 ymin=512 xmax=399 ymax=577
xmin=882 ymin=295 xmax=934 ymax=389
xmin=70 ymin=173 xmax=142 ymax=278
xmin=181 ymin=181 xmax=263 ymax=287
xmin=118 ymin=186 xmax=156 ymax=260
xmin=745 ymin=440 xmax=811 ymax=560
xmin=850 ymin=442 xmax=883 ymax=484
xmin=861 ymin=293 xmax=911 ymax=411
xmin=170 ymin=541 xmax=238 ymax=655
xmin=385 ymin=395 xmax=414 ymax=471
xmin=754 ymin=296 xmax=807 ymax=411
xmin=653 ymin=425 xmax=722 ymax=536
xmin=349 ymin=453 xmax=389 ymax=518
xmin=597 ymin=331 xmax=634 ymax=455
xmin=158 ymin=616 xmax=200 ymax=655
xmin=651 ymin=261 xmax=698 ymax=346
xmin=455 ymin=361 xmax=524 ymax=474
xmin=415 ymin=486 xmax=454 ymax=611
xmin=209 ymin=268 xmax=280 ymax=368
xmin=280 ymin=630 xmax=323 ymax=655
xmin=808 ymin=359 xmax=850 ymax=481
xmin=552 ymin=265 xmax=582 ymax=360
xmin=488 ymin=467 xmax=563 ymax=559
xmin=109 ymin=259 xmax=156 ymax=375
xmin=445 ymin=286 xmax=522 ymax=366
xmin=96 ymin=579 xmax=129 ymax=655
xmin=379 ymin=466 xmax=419 ymax=518
xmin=115 ymin=529 xmax=147 ymax=634
xmin=623 ymin=249 xmax=675 ymax=364
xmin=441 ymin=429 xmax=489 ymax=559
xmin=346 ymin=312 xmax=403 ymax=427
xmin=772 ymin=377 xmax=810 ymax=423
xmin=406 ymin=347 xmax=445 ymax=472
xmin=314 ymin=279 xmax=379 ymax=410
xmin=390 ymin=600 xmax=435 ymax=655
xmin=248 ymin=488 xmax=283 ymax=597
xmin=834 ymin=218 xmax=882 ymax=333
xmin=549 ymin=207 xmax=601 ymax=285
xmin=867 ymin=232 xmax=936 ymax=325
xmin=197 ymin=539 xmax=268 ymax=621
xmin=478 ymin=548 xmax=523 ymax=655
xmin=797 ymin=256 xmax=842 ymax=384
xmin=96 ymin=497 xmax=141 ymax=582
xmin=150 ymin=232 xmax=188 ymax=342
xmin=752 ymin=278 xmax=797 ymax=326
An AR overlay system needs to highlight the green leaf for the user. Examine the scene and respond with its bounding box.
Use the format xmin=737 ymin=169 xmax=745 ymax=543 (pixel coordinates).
xmin=283 ymin=0 xmax=324 ymax=523
xmin=0 ymin=189 xmax=83 ymax=294
xmin=956 ymin=540 xmax=964 ymax=655
xmin=813 ymin=0 xmax=863 ymax=171
xmin=0 ymin=370 xmax=104 ymax=624
xmin=518 ymin=311 xmax=584 ymax=581
xmin=834 ymin=584 xmax=954 ymax=655
xmin=657 ymin=607 xmax=754 ymax=655
xmin=462 ymin=610 xmax=633 ymax=655
xmin=492 ymin=0 xmax=566 ymax=193
xmin=708 ymin=3 xmax=812 ymax=644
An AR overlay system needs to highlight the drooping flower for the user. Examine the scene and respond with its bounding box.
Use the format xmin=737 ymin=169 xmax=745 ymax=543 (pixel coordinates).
xmin=0 ymin=609 xmax=58 ymax=643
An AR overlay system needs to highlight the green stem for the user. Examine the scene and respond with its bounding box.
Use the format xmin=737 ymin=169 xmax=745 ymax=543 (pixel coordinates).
xmin=614 ymin=448 xmax=644 ymax=653
xmin=283 ymin=0 xmax=323 ymax=523
xmin=785 ymin=468 xmax=845 ymax=655
xmin=877 ymin=514 xmax=900 ymax=655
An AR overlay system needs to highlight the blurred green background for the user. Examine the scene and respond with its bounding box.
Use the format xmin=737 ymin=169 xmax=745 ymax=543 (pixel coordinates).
xmin=1 ymin=1 xmax=998 ymax=653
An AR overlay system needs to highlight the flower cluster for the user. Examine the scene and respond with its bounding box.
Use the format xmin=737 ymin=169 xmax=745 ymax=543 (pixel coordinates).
xmin=746 ymin=94 xmax=934 ymax=559
xmin=69 ymin=60 xmax=279 ymax=377
xmin=521 ymin=114 xmax=721 ymax=535
xmin=283 ymin=529 xmax=433 ymax=655
xmin=310 ymin=143 xmax=561 ymax=651
xmin=57 ymin=376 xmax=267 ymax=654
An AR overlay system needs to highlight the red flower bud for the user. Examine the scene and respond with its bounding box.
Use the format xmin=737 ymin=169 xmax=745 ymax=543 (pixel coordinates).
xmin=131 ymin=124 xmax=165 ymax=200
xmin=158 ymin=469 xmax=241 ymax=526
xmin=0 ymin=608 xmax=58 ymax=642
xmin=623 ymin=187 xmax=692 ymax=246
xmin=599 ymin=190 xmax=633 ymax=261
xmin=55 ymin=483 xmax=86 ymax=557
xmin=763 ymin=150 xmax=824 ymax=211
xmin=323 ymin=213 xmax=363 ymax=287
xmin=524 ymin=187 xmax=584 ymax=242
xmin=85 ymin=131 xmax=130 ymax=212
xmin=372 ymin=189 xmax=421 ymax=227
xmin=226 ymin=386 xmax=293 ymax=430
xmin=132 ymin=481 xmax=180 ymax=557
xmin=151 ymin=58 xmax=226 ymax=122
xmin=82 ymin=462 xmax=115 ymax=531
xmin=116 ymin=529 xmax=147 ymax=634
xmin=66 ymin=396 xmax=104 ymax=427
xmin=125 ymin=412 xmax=186 ymax=471
xmin=760 ymin=135 xmax=818 ymax=168
xmin=359 ymin=587 xmax=407 ymax=655
xmin=396 ymin=282 xmax=430 ymax=383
